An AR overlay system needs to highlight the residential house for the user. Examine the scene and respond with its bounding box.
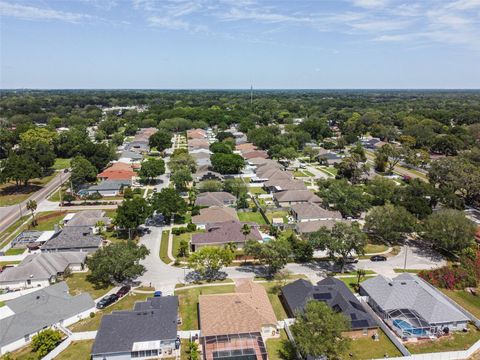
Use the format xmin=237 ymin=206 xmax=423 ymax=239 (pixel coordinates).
xmin=0 ymin=252 xmax=87 ymax=290
xmin=263 ymin=179 xmax=307 ymax=193
xmin=187 ymin=128 xmax=207 ymax=139
xmin=0 ymin=282 xmax=95 ymax=355
xmin=191 ymin=221 xmax=262 ymax=251
xmin=317 ymin=152 xmax=343 ymax=166
xmin=242 ymin=150 xmax=269 ymax=160
xmin=97 ymin=162 xmax=137 ymax=182
xmin=195 ymin=192 xmax=237 ymax=207
xmin=85 ymin=180 xmax=130 ymax=197
xmin=41 ymin=226 xmax=103 ymax=253
xmin=291 ymin=203 xmax=342 ymax=222
xmin=273 ymin=190 xmax=322 ymax=207
xmin=282 ymin=278 xmax=378 ymax=338
xmin=63 ymin=210 xmax=110 ymax=230
xmin=188 ymin=138 xmax=210 ymax=150
xmin=92 ymin=296 xmax=179 ymax=360
xmin=124 ymin=141 xmax=150 ymax=154
xmin=118 ymin=150 xmax=143 ymax=164
xmin=296 ymin=220 xmax=350 ymax=235
xmin=199 ymin=279 xmax=278 ymax=360
xmin=359 ymin=273 xmax=469 ymax=338
xmin=236 ymin=143 xmax=257 ymax=153
xmin=192 ymin=207 xmax=239 ymax=229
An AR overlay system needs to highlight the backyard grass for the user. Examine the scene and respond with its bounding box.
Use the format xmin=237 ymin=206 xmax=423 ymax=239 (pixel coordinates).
xmin=441 ymin=289 xmax=480 ymax=318
xmin=33 ymin=211 xmax=68 ymax=231
xmin=249 ymin=186 xmax=267 ymax=195
xmin=237 ymin=211 xmax=267 ymax=225
xmin=52 ymin=158 xmax=71 ymax=170
xmin=175 ymin=284 xmax=235 ymax=330
xmin=69 ymin=293 xmax=151 ymax=332
xmin=266 ymin=210 xmax=289 ymax=224
xmin=159 ymin=230 xmax=171 ymax=264
xmin=0 ymin=173 xmax=57 ymax=206
xmin=349 ymin=329 xmax=402 ymax=359
xmin=65 ymin=272 xmax=113 ymax=300
xmin=0 ymin=260 xmax=21 ymax=266
xmin=266 ymin=329 xmax=290 ymax=360
xmin=55 ymin=340 xmax=93 ymax=360
xmin=364 ymin=243 xmax=389 ymax=254
xmin=339 ymin=276 xmax=375 ymax=292
xmin=406 ymin=326 xmax=480 ymax=354
xmin=5 ymin=247 xmax=25 ymax=256
xmin=259 ymin=282 xmax=288 ymax=320
xmin=7 ymin=343 xmax=36 ymax=360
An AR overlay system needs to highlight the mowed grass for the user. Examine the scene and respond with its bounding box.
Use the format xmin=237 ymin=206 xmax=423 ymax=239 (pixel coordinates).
xmin=33 ymin=211 xmax=68 ymax=231
xmin=266 ymin=210 xmax=289 ymax=224
xmin=5 ymin=247 xmax=25 ymax=256
xmin=266 ymin=329 xmax=291 ymax=360
xmin=407 ymin=326 xmax=480 ymax=354
xmin=349 ymin=329 xmax=402 ymax=359
xmin=69 ymin=293 xmax=151 ymax=332
xmin=175 ymin=284 xmax=235 ymax=330
xmin=65 ymin=272 xmax=113 ymax=300
xmin=159 ymin=230 xmax=171 ymax=264
xmin=249 ymin=186 xmax=267 ymax=195
xmin=364 ymin=243 xmax=389 ymax=254
xmin=53 ymin=158 xmax=71 ymax=170
xmin=441 ymin=289 xmax=480 ymax=318
xmin=259 ymin=282 xmax=288 ymax=320
xmin=237 ymin=211 xmax=267 ymax=225
xmin=0 ymin=173 xmax=57 ymax=206
xmin=55 ymin=340 xmax=93 ymax=360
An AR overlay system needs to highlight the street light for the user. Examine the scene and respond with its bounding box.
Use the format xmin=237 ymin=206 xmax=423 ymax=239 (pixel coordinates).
xmin=403 ymin=239 xmax=409 ymax=270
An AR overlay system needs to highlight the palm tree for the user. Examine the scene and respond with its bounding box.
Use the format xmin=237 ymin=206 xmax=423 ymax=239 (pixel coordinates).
xmin=225 ymin=242 xmax=237 ymax=253
xmin=241 ymin=223 xmax=251 ymax=241
xmin=26 ymin=200 xmax=37 ymax=227
xmin=95 ymin=220 xmax=105 ymax=235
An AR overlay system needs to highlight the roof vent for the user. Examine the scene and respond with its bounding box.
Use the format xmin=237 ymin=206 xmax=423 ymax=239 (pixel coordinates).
xmin=401 ymin=282 xmax=407 ymax=285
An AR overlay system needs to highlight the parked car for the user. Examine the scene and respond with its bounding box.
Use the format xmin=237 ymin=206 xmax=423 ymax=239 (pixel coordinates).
xmin=154 ymin=291 xmax=162 ymax=297
xmin=96 ymin=294 xmax=119 ymax=309
xmin=116 ymin=285 xmax=131 ymax=298
xmin=345 ymin=256 xmax=359 ymax=264
xmin=370 ymin=255 xmax=387 ymax=262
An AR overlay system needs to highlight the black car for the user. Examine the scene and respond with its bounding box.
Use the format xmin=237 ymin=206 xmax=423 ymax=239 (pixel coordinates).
xmin=116 ymin=285 xmax=131 ymax=298
xmin=96 ymin=294 xmax=119 ymax=309
xmin=370 ymin=255 xmax=387 ymax=262
xmin=345 ymin=256 xmax=359 ymax=264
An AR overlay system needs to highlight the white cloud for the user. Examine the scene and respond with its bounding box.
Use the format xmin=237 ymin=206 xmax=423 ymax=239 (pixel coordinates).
xmin=351 ymin=0 xmax=388 ymax=9
xmin=220 ymin=7 xmax=311 ymax=24
xmin=0 ymin=1 xmax=92 ymax=23
xmin=148 ymin=16 xmax=190 ymax=30
xmin=446 ymin=0 xmax=480 ymax=10
xmin=350 ymin=19 xmax=410 ymax=31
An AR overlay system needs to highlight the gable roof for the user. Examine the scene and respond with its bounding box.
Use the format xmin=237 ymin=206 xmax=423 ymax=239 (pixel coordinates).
xmin=0 ymin=282 xmax=94 ymax=348
xmin=296 ymin=220 xmax=350 ymax=234
xmin=92 ymin=296 xmax=178 ymax=355
xmin=236 ymin=143 xmax=257 ymax=152
xmin=41 ymin=227 xmax=103 ymax=251
xmin=263 ymin=179 xmax=307 ymax=191
xmin=0 ymin=252 xmax=86 ymax=283
xmin=243 ymin=150 xmax=269 ymax=160
xmin=199 ymin=280 xmax=277 ymax=336
xmin=291 ymin=203 xmax=342 ymax=220
xmin=87 ymin=180 xmax=130 ymax=192
xmin=195 ymin=192 xmax=236 ymax=207
xmin=192 ymin=206 xmax=239 ymax=224
xmin=256 ymin=166 xmax=291 ymax=180
xmin=282 ymin=278 xmax=377 ymax=330
xmin=273 ymin=190 xmax=321 ymax=203
xmin=360 ymin=274 xmax=469 ymax=325
xmin=64 ymin=210 xmax=108 ymax=227
xmin=98 ymin=162 xmax=136 ymax=181
xmin=191 ymin=221 xmax=262 ymax=246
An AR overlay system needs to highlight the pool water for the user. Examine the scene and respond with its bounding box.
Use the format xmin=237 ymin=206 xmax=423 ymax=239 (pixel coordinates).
xmin=393 ymin=319 xmax=428 ymax=336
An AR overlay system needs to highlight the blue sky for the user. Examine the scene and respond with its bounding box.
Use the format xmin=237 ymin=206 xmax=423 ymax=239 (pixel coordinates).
xmin=1 ymin=0 xmax=480 ymax=89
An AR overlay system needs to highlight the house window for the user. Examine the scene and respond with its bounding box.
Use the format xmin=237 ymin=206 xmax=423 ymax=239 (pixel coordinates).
xmin=363 ymin=329 xmax=368 ymax=336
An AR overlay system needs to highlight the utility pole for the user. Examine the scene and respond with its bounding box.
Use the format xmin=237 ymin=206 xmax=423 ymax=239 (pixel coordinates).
xmin=403 ymin=239 xmax=409 ymax=270
xmin=250 ymin=85 xmax=253 ymax=108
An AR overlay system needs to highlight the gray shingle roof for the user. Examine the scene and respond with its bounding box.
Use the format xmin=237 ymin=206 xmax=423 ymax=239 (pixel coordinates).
xmin=273 ymin=190 xmax=322 ymax=203
xmin=282 ymin=278 xmax=377 ymax=330
xmin=41 ymin=227 xmax=102 ymax=251
xmin=191 ymin=221 xmax=262 ymax=245
xmin=0 ymin=252 xmax=86 ymax=283
xmin=92 ymin=296 xmax=178 ymax=355
xmin=360 ymin=274 xmax=469 ymax=325
xmin=195 ymin=192 xmax=236 ymax=207
xmin=291 ymin=203 xmax=342 ymax=221
xmin=0 ymin=282 xmax=94 ymax=348
xmin=87 ymin=180 xmax=130 ymax=192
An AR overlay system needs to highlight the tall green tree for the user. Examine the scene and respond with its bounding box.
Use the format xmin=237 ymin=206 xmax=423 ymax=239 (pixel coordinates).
xmin=317 ymin=179 xmax=371 ymax=218
xmin=0 ymin=153 xmax=42 ymax=187
xmin=149 ymin=130 xmax=172 ymax=152
xmin=211 ymin=153 xmax=245 ymax=174
xmin=139 ymin=158 xmax=165 ymax=184
xmin=292 ymin=301 xmax=351 ymax=360
xmin=365 ymin=204 xmax=416 ymax=243
xmin=150 ymin=188 xmax=187 ymax=218
xmin=188 ymin=246 xmax=234 ymax=280
xmin=116 ymin=198 xmax=152 ymax=239
xmin=31 ymin=329 xmax=63 ymax=358
xmin=70 ymin=156 xmax=97 ymax=188
xmin=87 ymin=241 xmax=150 ymax=286
xmin=171 ymin=167 xmax=192 ymax=192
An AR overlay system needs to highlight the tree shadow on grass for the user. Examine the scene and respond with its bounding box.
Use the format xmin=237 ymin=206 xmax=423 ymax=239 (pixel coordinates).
xmin=0 ymin=183 xmax=42 ymax=196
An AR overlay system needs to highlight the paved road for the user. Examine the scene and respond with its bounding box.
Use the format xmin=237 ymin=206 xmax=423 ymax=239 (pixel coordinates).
xmin=0 ymin=171 xmax=70 ymax=234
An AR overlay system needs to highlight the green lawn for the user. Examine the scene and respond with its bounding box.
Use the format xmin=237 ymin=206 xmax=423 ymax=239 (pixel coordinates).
xmin=237 ymin=211 xmax=267 ymax=225
xmin=317 ymin=166 xmax=338 ymax=177
xmin=302 ymin=170 xmax=315 ymax=177
xmin=259 ymin=282 xmax=288 ymax=320
xmin=266 ymin=211 xmax=289 ymax=224
xmin=55 ymin=340 xmax=93 ymax=360
xmin=33 ymin=211 xmax=68 ymax=231
xmin=53 ymin=158 xmax=71 ymax=170
xmin=175 ymin=284 xmax=235 ymax=330
xmin=293 ymin=171 xmax=306 ymax=177
xmin=172 ymin=232 xmax=191 ymax=259
xmin=7 ymin=343 xmax=37 ymax=360
xmin=159 ymin=230 xmax=171 ymax=264
xmin=393 ymin=269 xmax=421 ymax=274
xmin=65 ymin=272 xmax=113 ymax=300
xmin=0 ymin=215 xmax=29 ymax=248
xmin=48 ymin=188 xmax=63 ymax=202
xmin=441 ymin=289 xmax=480 ymax=318
xmin=0 ymin=301 xmax=5 ymax=307
xmin=0 ymin=173 xmax=57 ymax=207
xmin=407 ymin=326 xmax=480 ymax=354
xmin=5 ymin=248 xmax=25 ymax=256
xmin=339 ymin=276 xmax=375 ymax=292
xmin=266 ymin=330 xmax=292 ymax=360
xmin=249 ymin=186 xmax=267 ymax=195
xmin=349 ymin=329 xmax=402 ymax=359
xmin=0 ymin=260 xmax=21 ymax=267
xmin=70 ymin=293 xmax=151 ymax=332
xmin=364 ymin=243 xmax=388 ymax=254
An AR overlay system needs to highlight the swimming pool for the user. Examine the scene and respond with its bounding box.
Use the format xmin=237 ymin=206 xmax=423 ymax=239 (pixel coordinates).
xmin=393 ymin=319 xmax=428 ymax=336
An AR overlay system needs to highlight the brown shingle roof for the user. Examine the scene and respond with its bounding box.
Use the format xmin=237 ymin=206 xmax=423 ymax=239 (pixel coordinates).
xmin=291 ymin=203 xmax=342 ymax=221
xmin=236 ymin=143 xmax=257 ymax=152
xmin=191 ymin=221 xmax=262 ymax=245
xmin=199 ymin=280 xmax=277 ymax=337
xmin=192 ymin=206 xmax=239 ymax=224
xmin=273 ymin=190 xmax=321 ymax=204
xmin=242 ymin=150 xmax=269 ymax=160
xmin=195 ymin=192 xmax=236 ymax=207
xmin=263 ymin=179 xmax=307 ymax=191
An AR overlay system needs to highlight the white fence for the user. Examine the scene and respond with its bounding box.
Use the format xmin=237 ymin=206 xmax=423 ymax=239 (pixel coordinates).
xmin=41 ymin=331 xmax=97 ymax=360
xmin=372 ymin=339 xmax=480 ymax=360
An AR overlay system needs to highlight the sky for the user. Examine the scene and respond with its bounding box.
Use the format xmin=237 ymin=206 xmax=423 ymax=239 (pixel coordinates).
xmin=1 ymin=0 xmax=480 ymax=89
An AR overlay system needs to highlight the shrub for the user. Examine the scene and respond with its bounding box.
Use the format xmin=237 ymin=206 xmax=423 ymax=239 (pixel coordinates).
xmin=187 ymin=223 xmax=197 ymax=232
xmin=31 ymin=329 xmax=62 ymax=358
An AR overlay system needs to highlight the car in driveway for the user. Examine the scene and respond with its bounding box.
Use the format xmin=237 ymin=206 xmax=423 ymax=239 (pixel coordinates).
xmin=96 ymin=294 xmax=119 ymax=309
xmin=154 ymin=291 xmax=163 ymax=297
xmin=370 ymin=255 xmax=387 ymax=262
xmin=116 ymin=285 xmax=131 ymax=298
xmin=345 ymin=256 xmax=359 ymax=264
